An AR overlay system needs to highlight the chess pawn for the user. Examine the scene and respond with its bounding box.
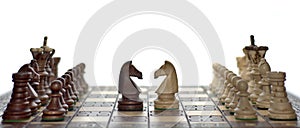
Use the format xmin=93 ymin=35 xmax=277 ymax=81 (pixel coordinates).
xmin=249 ymin=70 xmax=262 ymax=104
xmin=224 ymin=73 xmax=237 ymax=108
xmin=228 ymin=76 xmax=242 ymax=114
xmin=56 ymin=77 xmax=69 ymax=113
xmin=78 ymin=63 xmax=89 ymax=93
xmin=59 ymin=76 xmax=74 ymax=111
xmin=220 ymin=71 xmax=234 ymax=104
xmin=256 ymin=58 xmax=271 ymax=109
xmin=62 ymin=74 xmax=78 ymax=102
xmin=2 ymin=73 xmax=32 ymax=121
xmin=27 ymin=83 xmax=39 ymax=115
xmin=267 ymin=72 xmax=297 ymax=120
xmin=234 ymin=79 xmax=257 ymax=120
xmin=67 ymin=69 xmax=84 ymax=96
xmin=42 ymin=80 xmax=66 ymax=121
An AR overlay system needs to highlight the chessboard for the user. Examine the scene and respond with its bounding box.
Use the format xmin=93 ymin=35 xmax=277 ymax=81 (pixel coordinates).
xmin=1 ymin=85 xmax=300 ymax=128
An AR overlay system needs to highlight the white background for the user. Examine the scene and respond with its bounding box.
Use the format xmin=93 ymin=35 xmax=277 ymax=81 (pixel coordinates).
xmin=0 ymin=0 xmax=299 ymax=97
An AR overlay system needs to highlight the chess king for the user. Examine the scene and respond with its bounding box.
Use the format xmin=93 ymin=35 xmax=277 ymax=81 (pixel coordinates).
xmin=154 ymin=61 xmax=179 ymax=110
xmin=118 ymin=61 xmax=143 ymax=111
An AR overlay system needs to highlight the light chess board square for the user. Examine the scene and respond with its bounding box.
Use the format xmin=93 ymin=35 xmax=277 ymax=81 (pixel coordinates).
xmin=150 ymin=116 xmax=187 ymax=122
xmin=80 ymin=107 xmax=113 ymax=112
xmin=186 ymin=110 xmax=222 ymax=116
xmin=113 ymin=111 xmax=148 ymax=117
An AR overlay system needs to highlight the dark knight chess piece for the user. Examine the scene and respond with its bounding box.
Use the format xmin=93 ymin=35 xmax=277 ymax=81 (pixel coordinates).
xmin=118 ymin=61 xmax=143 ymax=111
xmin=42 ymin=80 xmax=66 ymax=121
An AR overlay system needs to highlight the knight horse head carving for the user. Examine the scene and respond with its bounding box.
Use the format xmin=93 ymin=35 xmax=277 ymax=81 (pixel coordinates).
xmin=154 ymin=61 xmax=178 ymax=94
xmin=118 ymin=61 xmax=142 ymax=101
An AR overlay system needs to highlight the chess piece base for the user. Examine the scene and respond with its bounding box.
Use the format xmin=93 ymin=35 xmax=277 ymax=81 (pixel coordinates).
xmin=235 ymin=114 xmax=257 ymax=120
xmin=117 ymin=99 xmax=143 ymax=111
xmin=154 ymin=93 xmax=179 ymax=110
xmin=42 ymin=109 xmax=65 ymax=121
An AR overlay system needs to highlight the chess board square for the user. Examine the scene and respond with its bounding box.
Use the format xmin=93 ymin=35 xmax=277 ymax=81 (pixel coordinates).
xmin=226 ymin=115 xmax=265 ymax=122
xmin=71 ymin=117 xmax=110 ymax=122
xmin=83 ymin=102 xmax=114 ymax=107
xmin=85 ymin=98 xmax=116 ymax=102
xmin=186 ymin=111 xmax=222 ymax=116
xmin=76 ymin=111 xmax=111 ymax=116
xmin=109 ymin=122 xmax=147 ymax=128
xmin=150 ymin=122 xmax=190 ymax=128
xmin=80 ymin=107 xmax=113 ymax=112
xmin=190 ymin=122 xmax=230 ymax=128
xmin=113 ymin=111 xmax=148 ymax=116
xmin=150 ymin=110 xmax=184 ymax=116
xmin=30 ymin=116 xmax=71 ymax=124
xmin=88 ymin=94 xmax=117 ymax=98
xmin=182 ymin=101 xmax=215 ymax=106
xmin=111 ymin=116 xmax=147 ymax=122
xmin=150 ymin=116 xmax=187 ymax=122
xmin=189 ymin=115 xmax=226 ymax=122
xmin=68 ymin=122 xmax=107 ymax=128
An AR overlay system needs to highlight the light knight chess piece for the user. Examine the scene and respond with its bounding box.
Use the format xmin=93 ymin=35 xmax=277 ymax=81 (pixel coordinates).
xmin=154 ymin=61 xmax=179 ymax=110
xmin=118 ymin=61 xmax=143 ymax=111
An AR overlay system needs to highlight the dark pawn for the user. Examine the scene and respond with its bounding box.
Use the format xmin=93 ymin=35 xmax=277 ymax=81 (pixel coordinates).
xmin=42 ymin=80 xmax=66 ymax=121
xmin=27 ymin=84 xmax=39 ymax=115
xmin=65 ymin=71 xmax=80 ymax=100
xmin=56 ymin=77 xmax=69 ymax=113
xmin=2 ymin=73 xmax=32 ymax=121
xmin=59 ymin=76 xmax=74 ymax=111
xmin=68 ymin=69 xmax=84 ymax=96
xmin=62 ymin=74 xmax=78 ymax=102
xmin=78 ymin=63 xmax=89 ymax=93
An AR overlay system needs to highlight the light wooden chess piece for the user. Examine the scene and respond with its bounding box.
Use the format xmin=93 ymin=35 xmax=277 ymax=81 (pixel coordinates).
xmin=118 ymin=61 xmax=143 ymax=111
xmin=154 ymin=61 xmax=179 ymax=110
xmin=236 ymin=54 xmax=248 ymax=80
xmin=228 ymin=76 xmax=242 ymax=114
xmin=256 ymin=58 xmax=271 ymax=109
xmin=220 ymin=71 xmax=234 ymax=105
xmin=234 ymin=79 xmax=257 ymax=120
xmin=267 ymin=71 xmax=297 ymax=120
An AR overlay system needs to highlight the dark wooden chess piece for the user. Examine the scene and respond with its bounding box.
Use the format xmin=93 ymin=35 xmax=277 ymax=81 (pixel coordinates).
xmin=42 ymin=80 xmax=66 ymax=121
xmin=17 ymin=63 xmax=41 ymax=114
xmin=65 ymin=70 xmax=80 ymax=99
xmin=50 ymin=57 xmax=61 ymax=78
xmin=62 ymin=74 xmax=78 ymax=102
xmin=60 ymin=75 xmax=75 ymax=110
xmin=118 ymin=61 xmax=143 ymax=111
xmin=29 ymin=60 xmax=42 ymax=107
xmin=30 ymin=37 xmax=56 ymax=105
xmin=68 ymin=69 xmax=84 ymax=96
xmin=56 ymin=77 xmax=69 ymax=113
xmin=2 ymin=72 xmax=32 ymax=121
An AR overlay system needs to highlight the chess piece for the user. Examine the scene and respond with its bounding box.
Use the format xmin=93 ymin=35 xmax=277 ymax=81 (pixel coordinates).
xmin=154 ymin=61 xmax=179 ymax=110
xmin=56 ymin=77 xmax=69 ymax=112
xmin=236 ymin=54 xmax=248 ymax=79
xmin=2 ymin=72 xmax=32 ymax=121
xmin=67 ymin=69 xmax=83 ymax=96
xmin=234 ymin=79 xmax=257 ymax=120
xmin=256 ymin=58 xmax=271 ymax=109
xmin=220 ymin=71 xmax=234 ymax=104
xmin=228 ymin=76 xmax=242 ymax=114
xmin=42 ymin=80 xmax=66 ymax=121
xmin=224 ymin=74 xmax=238 ymax=108
xmin=58 ymin=77 xmax=74 ymax=111
xmin=267 ymin=72 xmax=297 ymax=120
xmin=62 ymin=73 xmax=78 ymax=102
xmin=30 ymin=37 xmax=57 ymax=105
xmin=50 ymin=57 xmax=60 ymax=78
xmin=118 ymin=61 xmax=143 ymax=111
xmin=29 ymin=60 xmax=42 ymax=107
xmin=18 ymin=62 xmax=42 ymax=111
xmin=78 ymin=63 xmax=89 ymax=93
xmin=209 ymin=63 xmax=220 ymax=93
